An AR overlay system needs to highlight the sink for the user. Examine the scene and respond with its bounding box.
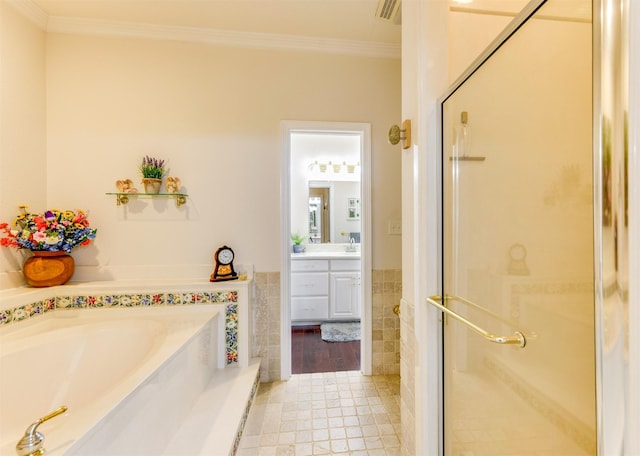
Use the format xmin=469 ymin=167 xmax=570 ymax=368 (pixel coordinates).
xmin=291 ymin=250 xmax=360 ymax=259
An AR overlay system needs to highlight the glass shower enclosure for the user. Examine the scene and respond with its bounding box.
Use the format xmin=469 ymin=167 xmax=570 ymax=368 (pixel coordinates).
xmin=430 ymin=0 xmax=597 ymax=454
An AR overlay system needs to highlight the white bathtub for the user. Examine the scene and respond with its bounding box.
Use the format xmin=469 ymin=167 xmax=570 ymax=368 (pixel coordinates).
xmin=0 ymin=305 xmax=225 ymax=455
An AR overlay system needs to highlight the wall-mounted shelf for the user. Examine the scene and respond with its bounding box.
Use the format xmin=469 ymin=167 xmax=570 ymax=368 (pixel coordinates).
xmin=106 ymin=192 xmax=188 ymax=207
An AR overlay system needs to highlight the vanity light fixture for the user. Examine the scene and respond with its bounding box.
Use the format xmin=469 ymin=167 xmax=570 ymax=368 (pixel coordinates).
xmin=308 ymin=160 xmax=360 ymax=174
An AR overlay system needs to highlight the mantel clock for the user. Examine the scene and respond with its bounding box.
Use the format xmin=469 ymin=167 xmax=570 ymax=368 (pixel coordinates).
xmin=210 ymin=245 xmax=238 ymax=282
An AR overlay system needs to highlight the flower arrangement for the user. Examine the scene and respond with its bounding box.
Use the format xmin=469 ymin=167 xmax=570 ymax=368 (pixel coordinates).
xmin=0 ymin=208 xmax=97 ymax=253
xmin=139 ymin=156 xmax=166 ymax=179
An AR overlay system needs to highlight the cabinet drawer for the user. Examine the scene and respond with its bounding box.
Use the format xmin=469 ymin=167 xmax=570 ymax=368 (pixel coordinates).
xmin=330 ymin=259 xmax=361 ymax=271
xmin=291 ymin=272 xmax=328 ymax=296
xmin=291 ymin=259 xmax=329 ymax=272
xmin=291 ymin=297 xmax=329 ymax=321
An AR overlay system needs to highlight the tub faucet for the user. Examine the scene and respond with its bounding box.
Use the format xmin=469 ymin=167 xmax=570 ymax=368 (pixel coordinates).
xmin=16 ymin=406 xmax=67 ymax=456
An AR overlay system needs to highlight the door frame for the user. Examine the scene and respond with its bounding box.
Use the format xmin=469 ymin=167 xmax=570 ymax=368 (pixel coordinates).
xmin=280 ymin=120 xmax=372 ymax=380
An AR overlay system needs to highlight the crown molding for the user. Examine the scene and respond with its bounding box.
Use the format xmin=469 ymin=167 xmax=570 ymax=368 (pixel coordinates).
xmin=5 ymin=0 xmax=400 ymax=58
xmin=6 ymin=0 xmax=48 ymax=29
xmin=46 ymin=16 xmax=401 ymax=59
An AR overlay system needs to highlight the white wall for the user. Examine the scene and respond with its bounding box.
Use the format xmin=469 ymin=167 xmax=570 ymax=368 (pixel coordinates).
xmin=400 ymin=0 xmax=449 ymax=453
xmin=0 ymin=3 xmax=47 ymax=288
xmin=0 ymin=17 xmax=401 ymax=287
xmin=45 ymin=33 xmax=401 ymax=274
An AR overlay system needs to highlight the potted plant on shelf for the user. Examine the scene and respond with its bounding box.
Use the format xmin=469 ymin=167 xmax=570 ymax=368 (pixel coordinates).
xmin=139 ymin=155 xmax=166 ymax=194
xmin=290 ymin=232 xmax=308 ymax=253
xmin=0 ymin=206 xmax=98 ymax=287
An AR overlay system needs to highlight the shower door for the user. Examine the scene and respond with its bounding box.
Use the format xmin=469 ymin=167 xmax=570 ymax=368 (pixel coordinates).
xmin=433 ymin=1 xmax=597 ymax=454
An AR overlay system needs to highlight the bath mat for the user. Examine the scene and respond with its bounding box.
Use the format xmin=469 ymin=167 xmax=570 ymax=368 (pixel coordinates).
xmin=320 ymin=321 xmax=360 ymax=342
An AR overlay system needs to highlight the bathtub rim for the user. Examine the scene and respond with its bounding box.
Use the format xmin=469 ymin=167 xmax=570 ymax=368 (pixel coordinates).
xmin=0 ymin=277 xmax=252 ymax=369
xmin=0 ymin=304 xmax=225 ymax=456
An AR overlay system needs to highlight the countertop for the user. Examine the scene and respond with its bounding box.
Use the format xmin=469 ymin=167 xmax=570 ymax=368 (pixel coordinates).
xmin=291 ymin=251 xmax=360 ymax=260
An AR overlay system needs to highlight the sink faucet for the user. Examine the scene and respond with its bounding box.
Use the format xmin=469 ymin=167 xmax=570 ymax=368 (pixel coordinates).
xmin=346 ymin=237 xmax=357 ymax=252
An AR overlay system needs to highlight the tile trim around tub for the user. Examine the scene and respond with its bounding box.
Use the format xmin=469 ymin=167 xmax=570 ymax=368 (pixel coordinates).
xmin=0 ymin=290 xmax=240 ymax=365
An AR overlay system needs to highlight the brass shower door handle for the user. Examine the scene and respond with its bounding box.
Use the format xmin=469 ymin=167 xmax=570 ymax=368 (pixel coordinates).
xmin=426 ymin=296 xmax=526 ymax=348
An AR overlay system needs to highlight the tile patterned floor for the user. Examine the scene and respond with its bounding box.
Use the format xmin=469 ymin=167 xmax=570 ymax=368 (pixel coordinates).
xmin=237 ymin=371 xmax=402 ymax=455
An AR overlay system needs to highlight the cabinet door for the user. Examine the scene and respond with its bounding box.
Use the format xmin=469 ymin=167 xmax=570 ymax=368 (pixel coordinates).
xmin=330 ymin=272 xmax=360 ymax=319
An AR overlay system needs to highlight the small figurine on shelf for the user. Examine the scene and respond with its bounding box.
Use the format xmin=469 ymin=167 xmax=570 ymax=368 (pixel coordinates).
xmin=115 ymin=179 xmax=138 ymax=193
xmin=165 ymin=176 xmax=181 ymax=194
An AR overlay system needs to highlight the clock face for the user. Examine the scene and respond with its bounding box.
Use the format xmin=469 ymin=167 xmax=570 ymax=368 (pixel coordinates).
xmin=218 ymin=248 xmax=234 ymax=265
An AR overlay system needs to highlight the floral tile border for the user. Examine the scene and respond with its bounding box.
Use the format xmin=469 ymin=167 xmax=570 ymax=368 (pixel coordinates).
xmin=231 ymin=368 xmax=260 ymax=455
xmin=226 ymin=303 xmax=239 ymax=364
xmin=0 ymin=290 xmax=240 ymax=365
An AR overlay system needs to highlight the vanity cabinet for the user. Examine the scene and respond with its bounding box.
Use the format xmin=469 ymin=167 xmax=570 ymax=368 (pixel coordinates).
xmin=291 ymin=260 xmax=329 ymax=322
xmin=291 ymin=257 xmax=360 ymax=324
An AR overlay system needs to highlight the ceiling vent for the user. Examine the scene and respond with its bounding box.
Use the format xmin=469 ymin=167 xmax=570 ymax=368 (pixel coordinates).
xmin=375 ymin=0 xmax=401 ymax=24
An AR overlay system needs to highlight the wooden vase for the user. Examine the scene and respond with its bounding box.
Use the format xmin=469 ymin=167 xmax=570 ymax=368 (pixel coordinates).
xmin=23 ymin=251 xmax=75 ymax=287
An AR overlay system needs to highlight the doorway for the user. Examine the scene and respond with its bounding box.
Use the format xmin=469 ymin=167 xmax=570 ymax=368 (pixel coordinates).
xmin=280 ymin=120 xmax=372 ymax=380
xmin=432 ymin=0 xmax=596 ymax=454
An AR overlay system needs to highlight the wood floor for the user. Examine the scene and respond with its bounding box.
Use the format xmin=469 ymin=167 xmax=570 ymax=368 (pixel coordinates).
xmin=291 ymin=325 xmax=360 ymax=374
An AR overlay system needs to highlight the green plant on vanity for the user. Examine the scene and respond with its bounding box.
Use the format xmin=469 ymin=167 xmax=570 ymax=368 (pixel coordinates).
xmin=290 ymin=232 xmax=308 ymax=253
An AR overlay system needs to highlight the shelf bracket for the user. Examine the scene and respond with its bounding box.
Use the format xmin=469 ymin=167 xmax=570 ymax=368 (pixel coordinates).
xmin=175 ymin=195 xmax=187 ymax=207
xmin=107 ymin=193 xmax=188 ymax=207
xmin=115 ymin=194 xmax=129 ymax=206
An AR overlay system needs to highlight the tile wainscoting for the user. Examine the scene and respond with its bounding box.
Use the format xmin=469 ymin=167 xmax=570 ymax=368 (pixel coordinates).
xmin=371 ymin=269 xmax=402 ymax=375
xmin=253 ymin=269 xmax=402 ymax=382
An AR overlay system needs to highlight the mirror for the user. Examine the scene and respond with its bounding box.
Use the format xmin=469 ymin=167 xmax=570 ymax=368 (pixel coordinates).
xmin=308 ymin=181 xmax=360 ymax=243
xmin=308 ymin=187 xmax=328 ymax=243
xmin=291 ymin=132 xmax=361 ymax=244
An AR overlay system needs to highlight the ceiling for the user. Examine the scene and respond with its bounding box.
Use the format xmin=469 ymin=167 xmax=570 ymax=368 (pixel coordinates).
xmin=31 ymin=0 xmax=403 ymax=45
xmin=26 ymin=0 xmax=588 ymax=52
